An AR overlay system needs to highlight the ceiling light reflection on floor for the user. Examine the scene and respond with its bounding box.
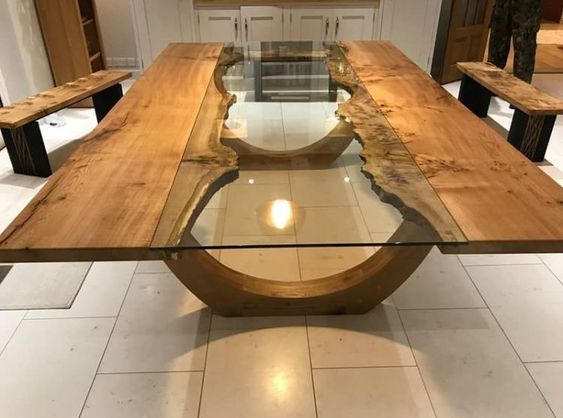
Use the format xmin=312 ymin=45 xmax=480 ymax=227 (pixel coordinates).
xmin=270 ymin=199 xmax=293 ymax=230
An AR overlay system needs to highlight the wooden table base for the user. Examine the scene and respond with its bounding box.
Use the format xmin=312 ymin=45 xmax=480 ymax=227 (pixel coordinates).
xmin=165 ymin=244 xmax=431 ymax=316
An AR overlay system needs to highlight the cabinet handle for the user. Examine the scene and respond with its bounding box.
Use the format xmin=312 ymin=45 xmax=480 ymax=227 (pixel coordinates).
xmin=244 ymin=18 xmax=248 ymax=41
xmin=335 ymin=17 xmax=339 ymax=39
xmin=325 ymin=17 xmax=329 ymax=39
xmin=234 ymin=17 xmax=238 ymax=40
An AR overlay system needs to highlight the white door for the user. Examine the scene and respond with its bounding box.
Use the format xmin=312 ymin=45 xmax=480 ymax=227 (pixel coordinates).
xmin=198 ymin=9 xmax=241 ymax=42
xmin=130 ymin=0 xmax=195 ymax=68
xmin=289 ymin=8 xmax=333 ymax=41
xmin=240 ymin=6 xmax=283 ymax=42
xmin=380 ymin=0 xmax=441 ymax=70
xmin=333 ymin=8 xmax=375 ymax=41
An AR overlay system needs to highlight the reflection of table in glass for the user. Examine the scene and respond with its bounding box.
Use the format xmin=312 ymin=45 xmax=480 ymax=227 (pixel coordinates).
xmin=0 ymin=41 xmax=562 ymax=316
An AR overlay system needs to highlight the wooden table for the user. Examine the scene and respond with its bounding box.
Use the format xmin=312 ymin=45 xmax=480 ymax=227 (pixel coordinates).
xmin=0 ymin=41 xmax=561 ymax=316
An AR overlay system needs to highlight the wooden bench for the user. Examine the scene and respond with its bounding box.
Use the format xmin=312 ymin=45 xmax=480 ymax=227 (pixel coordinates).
xmin=0 ymin=70 xmax=131 ymax=177
xmin=456 ymin=62 xmax=563 ymax=162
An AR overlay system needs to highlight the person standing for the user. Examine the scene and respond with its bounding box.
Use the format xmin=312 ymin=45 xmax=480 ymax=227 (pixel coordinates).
xmin=488 ymin=0 xmax=543 ymax=83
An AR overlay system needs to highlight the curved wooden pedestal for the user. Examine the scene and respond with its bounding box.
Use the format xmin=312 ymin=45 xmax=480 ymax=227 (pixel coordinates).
xmin=165 ymin=245 xmax=431 ymax=316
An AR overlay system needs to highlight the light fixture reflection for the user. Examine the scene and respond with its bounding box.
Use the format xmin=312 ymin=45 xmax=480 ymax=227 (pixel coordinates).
xmin=271 ymin=371 xmax=289 ymax=398
xmin=344 ymin=176 xmax=350 ymax=183
xmin=248 ymin=178 xmax=255 ymax=184
xmin=270 ymin=199 xmax=293 ymax=230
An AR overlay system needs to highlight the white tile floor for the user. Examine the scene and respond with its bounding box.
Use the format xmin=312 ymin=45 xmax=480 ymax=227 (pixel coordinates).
xmin=0 ymin=75 xmax=562 ymax=417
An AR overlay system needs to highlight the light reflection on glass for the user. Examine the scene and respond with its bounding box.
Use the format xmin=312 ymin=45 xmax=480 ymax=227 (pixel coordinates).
xmin=271 ymin=370 xmax=289 ymax=398
xmin=270 ymin=199 xmax=292 ymax=230
xmin=248 ymin=178 xmax=255 ymax=184
xmin=344 ymin=176 xmax=350 ymax=183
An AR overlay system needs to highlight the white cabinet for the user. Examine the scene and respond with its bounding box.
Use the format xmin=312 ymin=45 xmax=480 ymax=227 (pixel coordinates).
xmin=130 ymin=0 xmax=195 ymax=68
xmin=333 ymin=8 xmax=375 ymax=40
xmin=380 ymin=0 xmax=441 ymax=70
xmin=287 ymin=6 xmax=378 ymax=42
xmin=289 ymin=8 xmax=332 ymax=41
xmin=197 ymin=9 xmax=241 ymax=42
xmin=240 ymin=6 xmax=283 ymax=42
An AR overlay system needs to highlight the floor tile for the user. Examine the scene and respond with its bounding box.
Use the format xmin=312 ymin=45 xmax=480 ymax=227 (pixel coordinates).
xmin=393 ymin=248 xmax=485 ymax=309
xmin=341 ymin=153 xmax=371 ymax=184
xmin=0 ymin=262 xmax=91 ymax=310
xmin=99 ymin=273 xmax=210 ymax=373
xmin=234 ymin=170 xmax=289 ymax=185
xmin=199 ymin=316 xmax=316 ymax=418
xmin=228 ymin=102 xmax=282 ymax=120
xmin=314 ymin=367 xmax=435 ymax=418
xmin=282 ymin=102 xmax=328 ymax=120
xmin=527 ymin=362 xmax=563 ymax=417
xmin=0 ymin=310 xmax=25 ymax=351
xmin=190 ymin=208 xmax=225 ymax=247
xmin=224 ymin=184 xmax=293 ymax=236
xmin=458 ymin=253 xmax=542 ymax=266
xmin=295 ymin=206 xmax=371 ymax=244
xmin=220 ymin=236 xmax=300 ymax=281
xmin=298 ymin=247 xmax=374 ymax=281
xmin=290 ymin=167 xmax=357 ymax=207
xmin=352 ymin=181 xmax=403 ymax=234
xmin=0 ymin=318 xmax=113 ymax=418
xmin=540 ymin=253 xmax=563 ymax=283
xmin=245 ymin=118 xmax=286 ymax=151
xmin=401 ymin=309 xmax=553 ymax=418
xmin=307 ymin=301 xmax=415 ymax=368
xmin=284 ymin=118 xmax=339 ymax=149
xmin=82 ymin=372 xmax=203 ymax=418
xmin=468 ymin=264 xmax=563 ymax=362
xmin=26 ymin=261 xmax=136 ymax=319
xmin=135 ymin=261 xmax=170 ymax=274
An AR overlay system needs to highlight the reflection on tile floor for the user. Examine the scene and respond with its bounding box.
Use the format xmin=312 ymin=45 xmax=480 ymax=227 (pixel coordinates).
xmin=0 ymin=77 xmax=562 ymax=417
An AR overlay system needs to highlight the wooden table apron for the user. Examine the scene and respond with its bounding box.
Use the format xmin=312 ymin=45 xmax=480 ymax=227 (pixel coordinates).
xmin=0 ymin=41 xmax=562 ymax=316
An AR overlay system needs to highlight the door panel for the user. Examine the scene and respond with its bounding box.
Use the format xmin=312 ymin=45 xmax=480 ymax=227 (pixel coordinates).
xmin=143 ymin=0 xmax=184 ymax=59
xmin=290 ymin=9 xmax=332 ymax=41
xmin=198 ymin=9 xmax=240 ymax=42
xmin=241 ymin=6 xmax=283 ymax=42
xmin=381 ymin=0 xmax=442 ymax=70
xmin=439 ymin=0 xmax=494 ymax=83
xmin=333 ymin=8 xmax=375 ymax=40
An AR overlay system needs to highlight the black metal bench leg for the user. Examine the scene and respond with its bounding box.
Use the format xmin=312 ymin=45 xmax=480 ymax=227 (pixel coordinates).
xmin=458 ymin=75 xmax=492 ymax=118
xmin=508 ymin=110 xmax=557 ymax=162
xmin=1 ymin=122 xmax=51 ymax=177
xmin=92 ymin=83 xmax=123 ymax=122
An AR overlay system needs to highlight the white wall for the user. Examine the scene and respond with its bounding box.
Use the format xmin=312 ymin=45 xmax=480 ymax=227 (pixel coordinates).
xmin=96 ymin=0 xmax=139 ymax=68
xmin=0 ymin=0 xmax=53 ymax=103
xmin=0 ymin=0 xmax=54 ymax=149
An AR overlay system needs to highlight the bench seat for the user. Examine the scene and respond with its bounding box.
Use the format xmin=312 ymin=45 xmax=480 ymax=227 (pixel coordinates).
xmin=0 ymin=70 xmax=131 ymax=176
xmin=456 ymin=62 xmax=563 ymax=162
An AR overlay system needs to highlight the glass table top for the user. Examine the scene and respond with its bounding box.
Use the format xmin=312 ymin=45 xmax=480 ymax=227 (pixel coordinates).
xmin=167 ymin=42 xmax=466 ymax=250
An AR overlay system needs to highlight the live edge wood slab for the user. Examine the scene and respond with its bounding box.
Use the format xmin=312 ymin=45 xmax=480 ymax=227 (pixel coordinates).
xmin=0 ymin=41 xmax=561 ymax=315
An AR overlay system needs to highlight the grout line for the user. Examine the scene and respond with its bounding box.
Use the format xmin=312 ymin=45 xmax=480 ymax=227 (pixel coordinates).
xmin=23 ymin=315 xmax=116 ymax=321
xmin=304 ymin=316 xmax=319 ymax=418
xmin=312 ymin=364 xmax=419 ymax=370
xmin=396 ymin=309 xmax=439 ymax=418
xmin=524 ymin=360 xmax=563 ymax=364
xmin=0 ymin=311 xmax=27 ymax=359
xmin=77 ymin=268 xmax=136 ymax=418
xmin=460 ymin=263 xmax=557 ymax=418
xmin=97 ymin=369 xmax=204 ymax=375
xmin=196 ymin=311 xmax=214 ymax=418
xmin=538 ymin=256 xmax=563 ymax=287
xmin=397 ymin=306 xmax=487 ymax=311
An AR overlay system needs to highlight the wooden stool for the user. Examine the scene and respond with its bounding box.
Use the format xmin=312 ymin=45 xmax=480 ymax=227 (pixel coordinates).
xmin=456 ymin=62 xmax=563 ymax=162
xmin=0 ymin=71 xmax=131 ymax=177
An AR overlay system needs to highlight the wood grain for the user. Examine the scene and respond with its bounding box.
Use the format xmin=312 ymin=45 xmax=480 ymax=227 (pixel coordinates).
xmin=0 ymin=71 xmax=131 ymax=129
xmin=341 ymin=41 xmax=563 ymax=253
xmin=457 ymin=62 xmax=563 ymax=115
xmin=166 ymin=234 xmax=431 ymax=316
xmin=0 ymin=43 xmax=222 ymax=257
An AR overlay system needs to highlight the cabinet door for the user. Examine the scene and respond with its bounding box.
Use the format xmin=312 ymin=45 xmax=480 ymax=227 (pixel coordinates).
xmin=141 ymin=0 xmax=191 ymax=58
xmin=198 ymin=9 xmax=241 ymax=42
xmin=333 ymin=8 xmax=375 ymax=41
xmin=380 ymin=0 xmax=441 ymax=71
xmin=240 ymin=6 xmax=283 ymax=42
xmin=289 ymin=8 xmax=333 ymax=41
